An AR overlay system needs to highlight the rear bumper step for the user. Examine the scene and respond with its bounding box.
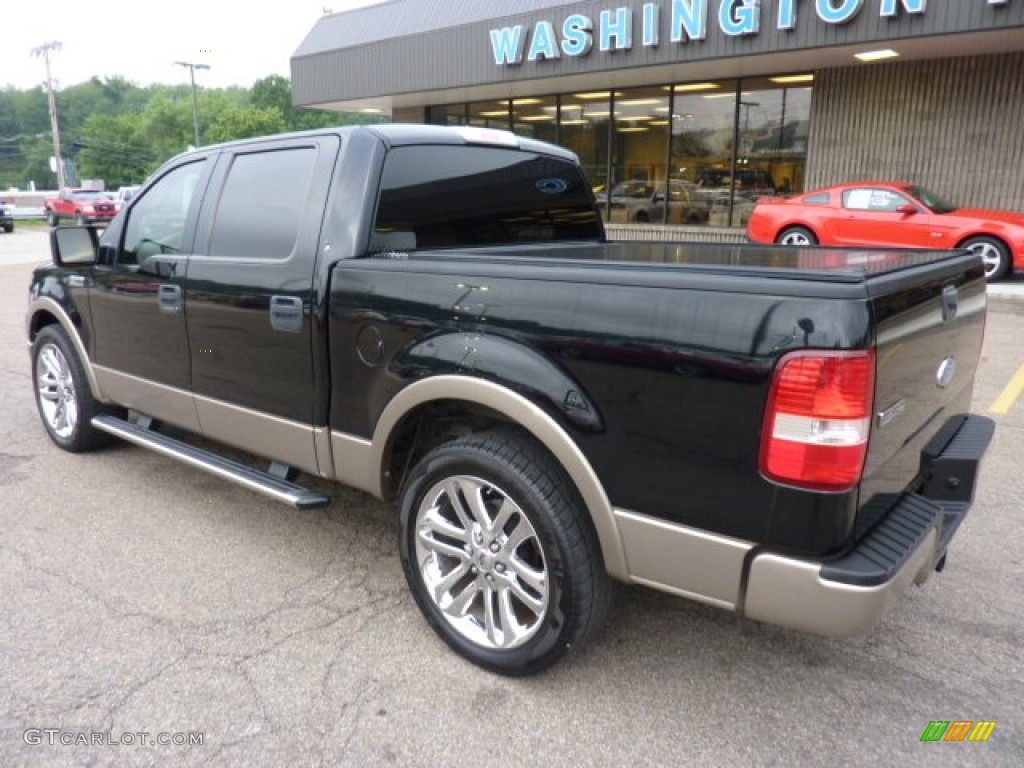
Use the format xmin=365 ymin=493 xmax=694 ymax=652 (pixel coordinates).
xmin=742 ymin=414 xmax=994 ymax=637
xmin=819 ymin=495 xmax=968 ymax=588
xmin=91 ymin=414 xmax=331 ymax=510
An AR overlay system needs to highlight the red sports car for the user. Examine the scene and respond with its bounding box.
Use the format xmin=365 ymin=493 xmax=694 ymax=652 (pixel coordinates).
xmin=746 ymin=181 xmax=1024 ymax=281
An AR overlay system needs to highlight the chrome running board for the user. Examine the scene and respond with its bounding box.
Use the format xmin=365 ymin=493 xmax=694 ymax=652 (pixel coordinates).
xmin=91 ymin=414 xmax=331 ymax=510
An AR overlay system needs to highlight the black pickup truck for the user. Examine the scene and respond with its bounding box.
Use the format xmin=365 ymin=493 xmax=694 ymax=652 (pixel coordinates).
xmin=27 ymin=125 xmax=994 ymax=675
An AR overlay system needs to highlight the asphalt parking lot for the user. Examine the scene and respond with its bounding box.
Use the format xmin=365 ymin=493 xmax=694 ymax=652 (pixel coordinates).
xmin=1 ymin=228 xmax=1022 ymax=767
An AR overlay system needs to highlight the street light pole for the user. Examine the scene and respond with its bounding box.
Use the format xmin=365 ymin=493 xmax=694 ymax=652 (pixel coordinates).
xmin=173 ymin=61 xmax=210 ymax=147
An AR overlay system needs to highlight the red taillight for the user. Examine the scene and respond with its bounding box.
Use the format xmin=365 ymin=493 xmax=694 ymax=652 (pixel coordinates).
xmin=760 ymin=350 xmax=876 ymax=492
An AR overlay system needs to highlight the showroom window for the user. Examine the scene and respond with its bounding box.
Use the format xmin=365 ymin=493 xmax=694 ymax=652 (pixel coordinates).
xmin=428 ymin=74 xmax=813 ymax=229
xmin=427 ymin=104 xmax=467 ymax=125
xmin=469 ymin=100 xmax=511 ymax=130
xmin=558 ymin=91 xmax=612 ymax=197
xmin=511 ymin=96 xmax=558 ymax=145
xmin=608 ymin=87 xmax=671 ymax=224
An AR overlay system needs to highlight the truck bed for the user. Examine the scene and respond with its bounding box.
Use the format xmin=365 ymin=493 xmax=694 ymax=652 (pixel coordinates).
xmin=332 ymin=241 xmax=987 ymax=556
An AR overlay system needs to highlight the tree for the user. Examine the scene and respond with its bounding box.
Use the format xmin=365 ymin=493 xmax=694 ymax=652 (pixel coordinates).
xmin=0 ymin=87 xmax=51 ymax=187
xmin=204 ymin=105 xmax=288 ymax=145
xmin=1 ymin=76 xmax=390 ymax=189
xmin=75 ymin=113 xmax=155 ymax=188
xmin=250 ymin=74 xmax=382 ymax=132
xmin=133 ymin=94 xmax=195 ymax=160
xmin=18 ymin=138 xmax=56 ymax=189
xmin=251 ymin=75 xmax=292 ymax=117
xmin=59 ymin=77 xmax=148 ymax=136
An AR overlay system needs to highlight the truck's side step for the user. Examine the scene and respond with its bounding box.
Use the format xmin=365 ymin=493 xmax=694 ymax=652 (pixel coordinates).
xmin=90 ymin=414 xmax=331 ymax=510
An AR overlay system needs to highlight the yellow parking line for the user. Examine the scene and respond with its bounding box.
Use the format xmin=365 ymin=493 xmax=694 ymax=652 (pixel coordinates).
xmin=990 ymin=365 xmax=1024 ymax=415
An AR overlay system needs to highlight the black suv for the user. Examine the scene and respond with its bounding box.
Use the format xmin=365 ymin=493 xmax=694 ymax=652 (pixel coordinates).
xmin=0 ymin=202 xmax=13 ymax=233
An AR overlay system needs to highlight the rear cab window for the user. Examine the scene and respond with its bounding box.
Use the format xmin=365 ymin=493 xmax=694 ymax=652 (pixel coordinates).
xmin=372 ymin=145 xmax=602 ymax=251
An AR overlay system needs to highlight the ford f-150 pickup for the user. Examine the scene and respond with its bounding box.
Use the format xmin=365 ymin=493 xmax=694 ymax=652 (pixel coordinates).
xmin=27 ymin=124 xmax=994 ymax=675
xmin=44 ymin=188 xmax=118 ymax=226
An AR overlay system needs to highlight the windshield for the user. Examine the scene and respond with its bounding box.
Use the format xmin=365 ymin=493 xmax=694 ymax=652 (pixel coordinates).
xmin=907 ymin=186 xmax=957 ymax=214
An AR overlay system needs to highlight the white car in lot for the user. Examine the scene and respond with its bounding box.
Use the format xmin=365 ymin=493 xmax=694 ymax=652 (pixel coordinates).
xmin=113 ymin=185 xmax=141 ymax=211
xmin=597 ymin=180 xmax=710 ymax=224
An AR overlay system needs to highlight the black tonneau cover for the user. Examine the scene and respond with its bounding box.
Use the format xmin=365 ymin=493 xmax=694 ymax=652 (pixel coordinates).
xmin=403 ymin=242 xmax=975 ymax=283
xmin=594 ymin=243 xmax=968 ymax=278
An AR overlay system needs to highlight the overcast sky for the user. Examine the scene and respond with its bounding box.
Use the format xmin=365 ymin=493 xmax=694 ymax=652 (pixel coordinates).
xmin=2 ymin=0 xmax=385 ymax=91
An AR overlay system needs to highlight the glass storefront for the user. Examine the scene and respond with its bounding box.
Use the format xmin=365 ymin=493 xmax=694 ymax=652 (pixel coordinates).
xmin=511 ymin=96 xmax=558 ymax=145
xmin=426 ymin=74 xmax=813 ymax=228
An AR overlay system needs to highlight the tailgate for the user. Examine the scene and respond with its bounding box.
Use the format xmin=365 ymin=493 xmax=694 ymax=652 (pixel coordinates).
xmin=859 ymin=250 xmax=987 ymax=511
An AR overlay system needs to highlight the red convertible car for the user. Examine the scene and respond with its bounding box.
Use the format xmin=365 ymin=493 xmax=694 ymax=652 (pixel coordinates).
xmin=747 ymin=181 xmax=1024 ymax=281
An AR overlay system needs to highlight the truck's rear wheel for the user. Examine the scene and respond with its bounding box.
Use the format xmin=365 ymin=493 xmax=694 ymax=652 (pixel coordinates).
xmin=32 ymin=325 xmax=119 ymax=452
xmin=48 ymin=211 xmax=59 ymax=226
xmin=399 ymin=428 xmax=609 ymax=676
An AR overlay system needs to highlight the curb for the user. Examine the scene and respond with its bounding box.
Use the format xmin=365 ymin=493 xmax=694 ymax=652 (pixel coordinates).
xmin=987 ymin=294 xmax=1024 ymax=316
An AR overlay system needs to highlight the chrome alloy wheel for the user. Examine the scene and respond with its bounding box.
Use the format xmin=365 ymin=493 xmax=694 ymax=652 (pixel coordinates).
xmin=967 ymin=240 xmax=1003 ymax=279
xmin=414 ymin=475 xmax=549 ymax=650
xmin=35 ymin=342 xmax=78 ymax=440
xmin=779 ymin=230 xmax=813 ymax=245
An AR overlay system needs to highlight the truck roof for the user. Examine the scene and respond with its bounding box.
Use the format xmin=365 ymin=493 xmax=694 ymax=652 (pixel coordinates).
xmin=166 ymin=123 xmax=578 ymax=165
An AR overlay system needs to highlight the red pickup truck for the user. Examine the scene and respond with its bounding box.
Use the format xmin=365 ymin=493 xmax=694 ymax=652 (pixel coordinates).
xmin=44 ymin=188 xmax=118 ymax=226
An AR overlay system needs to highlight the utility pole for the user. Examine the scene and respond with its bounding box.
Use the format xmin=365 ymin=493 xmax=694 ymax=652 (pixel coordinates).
xmin=174 ymin=61 xmax=210 ymax=147
xmin=31 ymin=41 xmax=65 ymax=189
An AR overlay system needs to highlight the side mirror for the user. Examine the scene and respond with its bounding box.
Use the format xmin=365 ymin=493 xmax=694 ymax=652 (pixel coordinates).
xmin=897 ymin=203 xmax=918 ymax=215
xmin=50 ymin=225 xmax=99 ymax=266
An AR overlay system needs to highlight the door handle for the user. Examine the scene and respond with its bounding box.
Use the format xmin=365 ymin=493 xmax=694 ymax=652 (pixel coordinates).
xmin=270 ymin=295 xmax=303 ymax=333
xmin=158 ymin=284 xmax=182 ymax=315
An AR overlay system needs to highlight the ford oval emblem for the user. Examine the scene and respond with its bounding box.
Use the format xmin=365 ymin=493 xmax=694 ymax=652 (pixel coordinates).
xmin=536 ymin=178 xmax=569 ymax=195
xmin=936 ymin=357 xmax=956 ymax=389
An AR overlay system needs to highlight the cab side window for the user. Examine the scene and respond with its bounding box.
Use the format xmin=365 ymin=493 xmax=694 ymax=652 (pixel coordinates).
xmin=842 ymin=188 xmax=912 ymax=213
xmin=207 ymin=147 xmax=317 ymax=261
xmin=120 ymin=161 xmax=206 ymax=266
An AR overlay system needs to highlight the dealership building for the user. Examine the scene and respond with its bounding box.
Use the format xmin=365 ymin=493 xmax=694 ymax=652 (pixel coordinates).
xmin=291 ymin=0 xmax=1024 ymax=228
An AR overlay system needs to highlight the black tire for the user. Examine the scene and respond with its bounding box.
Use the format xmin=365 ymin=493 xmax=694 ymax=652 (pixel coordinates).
xmin=48 ymin=210 xmax=59 ymax=226
xmin=960 ymin=235 xmax=1010 ymax=282
xmin=2 ymin=223 xmax=12 ymax=233
xmin=75 ymin=212 xmax=85 ymax=226
xmin=399 ymin=427 xmax=610 ymax=676
xmin=635 ymin=210 xmax=649 ymax=223
xmin=776 ymin=225 xmax=818 ymax=246
xmin=31 ymin=325 xmax=120 ymax=452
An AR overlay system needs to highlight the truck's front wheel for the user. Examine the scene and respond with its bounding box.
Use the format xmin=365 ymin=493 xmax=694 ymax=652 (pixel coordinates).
xmin=32 ymin=325 xmax=119 ymax=452
xmin=399 ymin=428 xmax=609 ymax=676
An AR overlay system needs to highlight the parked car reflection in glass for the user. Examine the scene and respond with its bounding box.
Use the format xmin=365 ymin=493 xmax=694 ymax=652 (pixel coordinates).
xmin=596 ymin=180 xmax=710 ymax=225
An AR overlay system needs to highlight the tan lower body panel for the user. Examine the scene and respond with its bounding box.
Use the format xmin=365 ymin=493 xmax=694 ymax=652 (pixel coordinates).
xmin=744 ymin=527 xmax=939 ymax=637
xmin=615 ymin=509 xmax=752 ymax=609
xmin=329 ymin=431 xmax=379 ymax=497
xmin=194 ymin=395 xmax=320 ymax=477
xmin=91 ymin=366 xmax=320 ymax=476
xmin=94 ymin=366 xmax=202 ymax=432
